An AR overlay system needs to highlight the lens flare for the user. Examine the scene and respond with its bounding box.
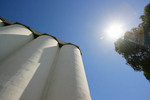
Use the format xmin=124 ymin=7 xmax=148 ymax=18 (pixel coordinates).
xmin=106 ymin=23 xmax=124 ymax=40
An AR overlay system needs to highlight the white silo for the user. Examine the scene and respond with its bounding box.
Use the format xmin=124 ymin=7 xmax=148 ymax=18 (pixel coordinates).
xmin=0 ymin=17 xmax=91 ymax=100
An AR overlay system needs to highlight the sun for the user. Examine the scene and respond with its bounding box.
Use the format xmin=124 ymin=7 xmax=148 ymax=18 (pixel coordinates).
xmin=106 ymin=23 xmax=124 ymax=41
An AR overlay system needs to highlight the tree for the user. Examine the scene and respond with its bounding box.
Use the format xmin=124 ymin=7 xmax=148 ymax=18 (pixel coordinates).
xmin=140 ymin=3 xmax=150 ymax=31
xmin=124 ymin=26 xmax=144 ymax=45
xmin=115 ymin=38 xmax=150 ymax=80
xmin=115 ymin=3 xmax=150 ymax=81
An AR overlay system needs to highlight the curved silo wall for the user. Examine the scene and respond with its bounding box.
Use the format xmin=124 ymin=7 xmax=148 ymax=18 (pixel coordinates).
xmin=20 ymin=36 xmax=59 ymax=100
xmin=0 ymin=35 xmax=59 ymax=100
xmin=0 ymin=24 xmax=34 ymax=62
xmin=45 ymin=45 xmax=91 ymax=100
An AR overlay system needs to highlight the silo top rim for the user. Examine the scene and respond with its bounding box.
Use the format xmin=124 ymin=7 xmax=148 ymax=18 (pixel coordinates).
xmin=0 ymin=16 xmax=82 ymax=55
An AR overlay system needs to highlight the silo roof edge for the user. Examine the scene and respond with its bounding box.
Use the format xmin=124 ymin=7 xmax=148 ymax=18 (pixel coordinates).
xmin=0 ymin=16 xmax=82 ymax=55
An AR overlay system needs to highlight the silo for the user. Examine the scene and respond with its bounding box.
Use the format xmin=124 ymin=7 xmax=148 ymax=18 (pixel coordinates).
xmin=0 ymin=35 xmax=59 ymax=100
xmin=0 ymin=17 xmax=91 ymax=100
xmin=0 ymin=24 xmax=34 ymax=62
xmin=45 ymin=45 xmax=91 ymax=100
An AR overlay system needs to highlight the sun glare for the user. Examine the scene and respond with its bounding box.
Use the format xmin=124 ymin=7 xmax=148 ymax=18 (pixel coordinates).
xmin=106 ymin=23 xmax=124 ymax=41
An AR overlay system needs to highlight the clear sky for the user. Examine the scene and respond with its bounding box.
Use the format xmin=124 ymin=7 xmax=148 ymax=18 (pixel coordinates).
xmin=1 ymin=0 xmax=150 ymax=100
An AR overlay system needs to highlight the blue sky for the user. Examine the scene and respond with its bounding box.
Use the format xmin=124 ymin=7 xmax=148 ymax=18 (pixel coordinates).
xmin=1 ymin=0 xmax=150 ymax=100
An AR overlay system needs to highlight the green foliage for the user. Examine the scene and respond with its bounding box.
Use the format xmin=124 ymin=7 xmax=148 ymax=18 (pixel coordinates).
xmin=124 ymin=26 xmax=144 ymax=44
xmin=115 ymin=3 xmax=150 ymax=81
xmin=140 ymin=3 xmax=150 ymax=31
xmin=143 ymin=71 xmax=150 ymax=80
xmin=115 ymin=38 xmax=150 ymax=80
